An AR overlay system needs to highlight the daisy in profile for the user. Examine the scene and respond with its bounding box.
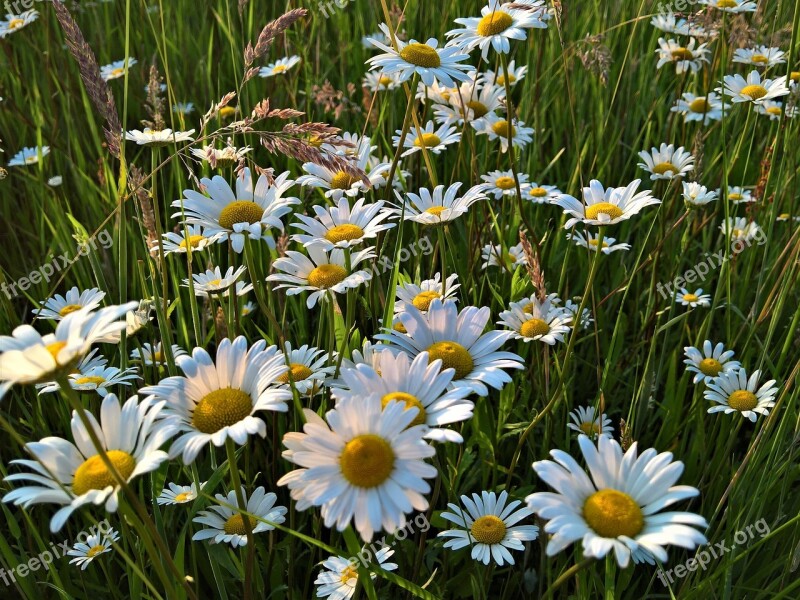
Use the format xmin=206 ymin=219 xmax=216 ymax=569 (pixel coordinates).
xmin=259 ymin=55 xmax=300 ymax=78
xmin=563 ymin=298 xmax=593 ymax=329
xmin=125 ymin=128 xmax=195 ymax=146
xmin=100 ymin=58 xmax=137 ymax=81
xmin=48 ymin=176 xmax=63 ymax=186
xmin=394 ymin=273 xmax=460 ymax=314
xmin=527 ymin=434 xmax=707 ymax=567
xmin=637 ymin=143 xmax=695 ymax=181
xmin=291 ymin=197 xmax=395 ymax=251
xmin=480 ymin=170 xmax=530 ymax=199
xmin=157 ymin=481 xmax=204 ymax=505
xmin=3 ymin=393 xmax=174 ymax=532
xmin=157 ymin=225 xmax=220 ymax=255
xmin=682 ymin=182 xmax=718 ymax=209
xmin=130 ymin=342 xmax=187 ymax=367
xmin=362 ymin=70 xmax=402 ymax=92
xmin=567 ymin=231 xmax=631 ymax=254
xmin=438 ymin=490 xmax=538 ymax=566
xmin=279 ymin=342 xmax=337 ymax=396
xmin=0 ymin=9 xmax=38 ymax=37
xmin=184 ymin=265 xmax=253 ymax=298
xmin=655 ymin=38 xmax=710 ymax=74
xmin=698 ymin=0 xmax=756 ymax=13
xmin=675 ymin=288 xmax=711 ymax=308
xmin=719 ymin=70 xmax=790 ymax=105
xmin=174 ymin=168 xmax=299 ymax=253
xmin=268 ymin=246 xmax=375 ymax=309
xmin=140 ymin=337 xmax=291 ymax=464
xmin=650 ymin=10 xmax=687 ymax=34
xmin=339 ymin=340 xmax=387 ymax=374
xmin=720 ymin=186 xmax=754 ymax=204
xmin=37 ymin=365 xmax=139 ymax=398
xmin=315 ymin=547 xmax=397 ymax=600
xmin=476 ymin=113 xmax=534 ymax=153
xmin=241 ymin=301 xmax=257 ymax=317
xmin=190 ymin=144 xmax=252 ymax=168
xmin=671 ymin=92 xmax=727 ymax=124
xmin=416 ymin=78 xmax=457 ymax=104
xmin=391 ymin=183 xmax=487 ymax=225
xmin=526 ymin=182 xmax=562 ymax=204
xmin=334 ymin=351 xmax=475 ymax=443
xmin=394 ymin=120 xmax=460 ymax=157
xmin=192 ymin=486 xmax=287 ymax=547
xmin=279 ymin=395 xmax=437 ymax=541
xmin=720 ymin=216 xmax=762 ymax=244
xmin=733 ymin=46 xmax=786 ymax=68
xmin=296 ymin=145 xmax=389 ymax=201
xmin=683 ymin=340 xmax=741 ymax=384
xmin=173 ymin=102 xmax=194 ymax=115
xmin=704 ymin=369 xmax=778 ymax=422
xmin=67 ymin=528 xmax=120 ymax=571
xmin=567 ymin=405 xmax=613 ymax=439
xmin=33 ymin=287 xmax=106 ymax=320
xmin=446 ymin=0 xmax=547 ymax=59
xmin=435 ymin=77 xmax=505 ymax=127
xmin=8 ymin=146 xmax=49 ymax=167
xmin=481 ymin=243 xmax=527 ymax=270
xmin=483 ymin=59 xmax=527 ymax=87
xmin=498 ymin=296 xmax=572 ymax=345
xmin=366 ymin=23 xmax=474 ymax=88
xmin=552 ymin=179 xmax=660 ymax=229
xmin=756 ymin=101 xmax=796 ymax=120
xmin=377 ymin=298 xmax=524 ymax=396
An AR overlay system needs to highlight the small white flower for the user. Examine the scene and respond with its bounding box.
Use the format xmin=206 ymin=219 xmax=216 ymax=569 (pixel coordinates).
xmin=567 ymin=231 xmax=631 ymax=254
xmin=157 ymin=481 xmax=205 ymax=505
xmin=315 ymin=547 xmax=397 ymax=600
xmin=733 ymin=46 xmax=786 ymax=68
xmin=697 ymin=0 xmax=756 ymax=13
xmin=656 ymin=38 xmax=710 ymax=74
xmin=362 ymin=70 xmax=402 ymax=91
xmin=291 ymin=197 xmax=395 ymax=251
xmin=705 ymin=369 xmax=778 ymax=422
xmin=671 ymin=92 xmax=728 ymax=124
xmin=637 ymin=143 xmax=695 ymax=180
xmin=48 ymin=175 xmax=63 ymax=186
xmin=68 ymin=528 xmax=120 ymax=570
xmin=552 ymin=179 xmax=660 ymax=228
xmin=279 ymin=342 xmax=337 ymax=396
xmin=192 ymin=486 xmax=287 ymax=547
xmin=675 ymin=287 xmax=711 ymax=308
xmin=479 ymin=169 xmax=530 ymax=199
xmin=130 ymin=342 xmax=187 ymax=367
xmin=391 ymin=183 xmax=487 ymax=225
xmin=259 ymin=55 xmax=301 ymax=78
xmin=567 ymin=405 xmax=613 ymax=438
xmin=184 ymin=265 xmax=253 ymax=298
xmin=475 ymin=113 xmax=534 ymax=153
xmin=8 ymin=146 xmax=49 ymax=167
xmin=498 ymin=295 xmax=572 ymax=345
xmin=0 ymin=9 xmax=38 ymax=37
xmin=33 ymin=287 xmax=106 ymax=321
xmin=125 ymin=128 xmax=195 ymax=146
xmin=394 ymin=120 xmax=461 ymax=157
xmin=719 ymin=70 xmax=790 ymax=105
xmin=481 ymin=243 xmax=527 ymax=270
xmin=394 ymin=273 xmax=460 ymax=314
xmin=720 ymin=216 xmax=762 ymax=244
xmin=525 ymin=183 xmax=562 ymax=204
xmin=100 ymin=58 xmax=137 ymax=81
xmin=682 ymin=182 xmax=718 ymax=208
xmin=683 ymin=340 xmax=741 ymax=385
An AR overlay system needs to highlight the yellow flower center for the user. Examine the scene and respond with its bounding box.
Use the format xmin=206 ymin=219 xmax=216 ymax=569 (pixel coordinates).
xmin=414 ymin=133 xmax=442 ymax=148
xmin=192 ymin=388 xmax=252 ymax=434
xmin=86 ymin=545 xmax=107 ymax=558
xmin=717 ymin=0 xmax=737 ymax=7
xmin=741 ymin=84 xmax=768 ymax=100
xmin=496 ymin=73 xmax=516 ymax=86
xmin=8 ymin=18 xmax=24 ymax=30
xmin=470 ymin=515 xmax=507 ymax=545
xmin=585 ymin=202 xmax=623 ymax=220
xmin=579 ymin=421 xmax=602 ymax=436
xmin=791 ymin=71 xmax=800 ymax=82
xmin=74 ymin=376 xmax=106 ymax=386
xmin=46 ymin=341 xmax=68 ymax=363
xmin=152 ymin=351 xmax=164 ymax=364
xmin=412 ymin=290 xmax=441 ymax=311
xmin=587 ymin=239 xmax=609 ymax=249
xmin=393 ymin=321 xmax=408 ymax=333
xmin=683 ymin=293 xmax=699 ymax=302
xmin=324 ymin=224 xmax=364 ymax=244
xmin=72 ymin=450 xmax=136 ymax=496
xmin=278 ymin=363 xmax=314 ymax=383
xmin=778 ymin=213 xmax=790 ymax=220
xmin=174 ymin=491 xmax=192 ymax=503
xmin=671 ymin=48 xmax=694 ymax=61
xmin=750 ymin=54 xmax=769 ymax=64
xmin=582 ymin=489 xmax=644 ymax=539
xmin=218 ymin=200 xmax=264 ymax=230
xmin=689 ymin=98 xmax=710 ymax=113
xmin=59 ymin=304 xmax=84 ymax=316
xmin=529 ymin=187 xmax=548 ymax=197
xmin=376 ymin=75 xmax=392 ymax=86
xmin=399 ymin=43 xmax=441 ymax=68
xmin=520 ymin=318 xmax=550 ymax=338
xmin=110 ymin=67 xmax=125 ymax=78
xmin=307 ymin=264 xmax=348 ymax=289
xmin=427 ymin=341 xmax=473 ymax=380
xmin=381 ymin=392 xmax=426 ymax=426
xmin=522 ymin=304 xmax=534 ymax=314
xmin=698 ymin=358 xmax=723 ymax=377
xmin=223 ymin=514 xmax=254 ymax=535
xmin=25 ymin=155 xmax=37 ymax=163
xmin=466 ymin=100 xmax=489 ymax=118
xmin=491 ymin=120 xmax=514 ymax=138
xmin=731 ymin=228 xmax=745 ymax=238
xmin=652 ymin=162 xmax=678 ymax=175
xmin=477 ymin=11 xmax=514 ymax=36
xmin=340 ymin=565 xmax=359 ymax=584
xmin=272 ymin=64 xmax=287 ymax=73
xmin=425 ymin=206 xmax=447 ymax=217
xmin=728 ymin=390 xmax=758 ymax=411
xmin=330 ymin=171 xmax=360 ymax=190
xmin=728 ymin=193 xmax=743 ymax=201
xmin=179 ymin=235 xmax=207 ymax=249
xmin=495 ymin=176 xmax=516 ymax=190
xmin=339 ymin=434 xmax=395 ymax=488
xmin=766 ymin=106 xmax=782 ymax=115
xmin=219 ymin=106 xmax=236 ymax=118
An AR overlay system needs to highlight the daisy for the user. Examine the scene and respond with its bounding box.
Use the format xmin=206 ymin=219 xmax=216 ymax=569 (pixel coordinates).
xmin=362 ymin=29 xmax=390 ymax=49
xmin=438 ymin=490 xmax=538 ymax=566
xmin=446 ymin=0 xmax=548 ymax=60
xmin=637 ymin=143 xmax=695 ymax=181
xmin=296 ymin=145 xmax=389 ymax=202
xmin=563 ymin=298 xmax=593 ymax=330
xmin=189 ymin=144 xmax=252 ymax=167
xmin=526 ymin=182 xmax=562 ymax=204
xmin=720 ymin=216 xmax=763 ymax=243
xmin=157 ymin=225 xmax=220 ymax=255
xmin=733 ymin=46 xmax=786 ymax=68
xmin=655 ymin=38 xmax=710 ymax=74
xmin=241 ymin=301 xmax=257 ymax=317
xmin=37 ymin=365 xmax=139 ymax=398
xmin=756 ymin=101 xmax=797 ymax=120
xmin=377 ymin=298 xmax=524 ymax=396
xmin=259 ymin=55 xmax=301 ymax=78
xmin=480 ymin=169 xmax=530 ymax=199
xmin=185 ymin=265 xmax=253 ymax=298
xmin=320 ymin=132 xmax=376 ymax=160
xmin=567 ymin=231 xmax=631 ymax=254
xmin=340 ymin=339 xmax=387 ymax=373
xmin=567 ymin=405 xmax=614 ymax=439
xmin=362 ymin=70 xmax=402 ymax=92
xmin=268 ymin=246 xmax=376 ymax=309
xmin=475 ymin=113 xmax=534 ymax=153
xmin=8 ymin=146 xmax=49 ymax=167
xmin=498 ymin=296 xmax=572 ymax=345
xmin=2 ymin=393 xmax=174 ymax=532
xmin=125 ymin=128 xmax=195 ymax=146
xmin=698 ymin=0 xmax=756 ymax=13
xmin=719 ymin=70 xmax=790 ymax=105
xmin=552 ymin=179 xmax=660 ymax=228
xmin=192 ymin=486 xmax=287 ymax=547
xmin=394 ymin=120 xmax=461 ymax=157
xmin=650 ymin=10 xmax=687 ymax=35
xmin=720 ymin=186 xmax=754 ymax=204
xmin=390 ymin=183 xmax=487 ymax=225
xmin=683 ymin=340 xmax=741 ymax=384
xmin=100 ymin=58 xmax=137 ymax=81
xmin=67 ymin=528 xmax=120 ymax=571
xmin=280 ymin=342 xmax=337 ymax=396
xmin=279 ymin=395 xmax=436 ymax=541
xmin=671 ymin=92 xmax=727 ymax=124
xmin=705 ymin=369 xmax=778 ymax=422
xmin=675 ymin=287 xmax=711 ymax=308
xmin=483 ymin=59 xmax=527 ymax=87
xmin=527 ymin=434 xmax=708 ymax=568
xmin=130 ymin=342 xmax=187 ymax=367
xmin=682 ymin=182 xmax=718 ymax=208
xmin=174 ymin=168 xmax=299 ymax=253
xmin=366 ymin=23 xmax=474 ymax=88
xmin=394 ymin=273 xmax=460 ymax=314
xmin=416 ymin=78 xmax=458 ymax=104
xmin=334 ymin=351 xmax=475 ymax=443
xmin=481 ymin=243 xmax=527 ymax=270
xmin=0 ymin=9 xmax=38 ymax=37
xmin=157 ymin=481 xmax=205 ymax=505
xmin=434 ymin=77 xmax=506 ymax=127
xmin=173 ymin=102 xmax=195 ymax=115
xmin=33 ymin=287 xmax=106 ymax=321
xmin=315 ymin=547 xmax=397 ymax=600
xmin=48 ymin=176 xmax=63 ymax=186
xmin=291 ymin=197 xmax=395 ymax=251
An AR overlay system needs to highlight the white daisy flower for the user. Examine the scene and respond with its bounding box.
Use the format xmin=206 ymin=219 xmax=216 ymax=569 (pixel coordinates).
xmin=698 ymin=0 xmax=756 ymax=13
xmin=130 ymin=342 xmax=188 ymax=367
xmin=567 ymin=231 xmax=631 ymax=254
xmin=259 ymin=55 xmax=301 ymax=78
xmin=675 ymin=287 xmax=711 ymax=308
xmin=671 ymin=92 xmax=727 ymax=124
xmin=0 ymin=9 xmax=38 ymax=37
xmin=483 ymin=59 xmax=527 ymax=87
xmin=192 ymin=486 xmax=287 ymax=547
xmin=567 ymin=406 xmax=613 ymax=438
xmin=650 ymin=10 xmax=687 ymax=35
xmin=390 ymin=183 xmax=487 ymax=225
xmin=173 ymin=168 xmax=299 ymax=253
xmin=157 ymin=225 xmax=220 ymax=255
xmin=498 ymin=296 xmax=572 ymax=345
xmin=475 ymin=113 xmax=534 ymax=153
xmin=315 ymin=547 xmax=397 ymax=600
xmin=526 ymin=182 xmax=562 ymax=204
xmin=139 ymin=336 xmax=291 ymax=464
xmin=552 ymin=179 xmax=660 ymax=228
xmin=37 ymin=365 xmax=139 ymax=398
xmin=720 ymin=216 xmax=762 ymax=243
xmin=655 ymin=38 xmax=710 ymax=74
xmin=637 ymin=143 xmax=695 ymax=181
xmin=334 ymin=350 xmax=475 ymax=443
xmin=67 ymin=528 xmax=120 ymax=571
xmin=2 ymin=393 xmax=174 ymax=532
xmin=278 ymin=395 xmax=437 ymax=542
xmin=438 ymin=490 xmax=538 ymax=566
xmin=704 ymin=369 xmax=778 ymax=422
xmin=267 ymin=246 xmax=376 ymax=309
xmin=241 ymin=301 xmax=257 ymax=317
xmin=434 ymin=77 xmax=506 ymax=127
xmin=100 ymin=58 xmax=137 ymax=81
xmin=157 ymin=481 xmax=205 ymax=505
xmin=480 ymin=169 xmax=530 ymax=199
xmin=125 ymin=128 xmax=195 ymax=146
xmin=319 ymin=132 xmax=377 ymax=160
xmin=719 ymin=186 xmax=754 ymax=204
xmin=362 ymin=70 xmax=402 ymax=92
xmin=296 ymin=146 xmax=389 ymax=201
xmin=394 ymin=120 xmax=461 ymax=157
xmin=377 ymin=298 xmax=524 ymax=396
xmin=48 ymin=175 xmax=63 ymax=186
xmin=719 ymin=70 xmax=790 ymax=105
xmin=756 ymin=100 xmax=797 ymax=120
xmin=184 ymin=265 xmax=253 ymax=298
xmin=8 ymin=146 xmax=49 ymax=167
xmin=683 ymin=340 xmax=741 ymax=384
xmin=562 ymin=298 xmax=593 ymax=329
xmin=416 ymin=78 xmax=458 ymax=104
xmin=733 ymin=46 xmax=786 ymax=68
xmin=480 ymin=243 xmax=527 ymax=270
xmin=339 ymin=340 xmax=386 ymax=373
xmin=682 ymin=182 xmax=718 ymax=208
xmin=291 ymin=197 xmax=395 ymax=251
xmin=280 ymin=342 xmax=337 ymax=396
xmin=527 ymin=434 xmax=708 ymax=567
xmin=189 ymin=144 xmax=252 ymax=167
xmin=33 ymin=287 xmax=106 ymax=321
xmin=394 ymin=273 xmax=460 ymax=314
xmin=367 ymin=23 xmax=474 ymax=88
xmin=172 ymin=102 xmax=194 ymax=115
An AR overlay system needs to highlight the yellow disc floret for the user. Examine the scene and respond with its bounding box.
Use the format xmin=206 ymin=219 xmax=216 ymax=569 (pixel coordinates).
xmin=427 ymin=341 xmax=474 ymax=380
xmin=339 ymin=434 xmax=395 ymax=488
xmin=583 ymin=489 xmax=644 ymax=538
xmin=72 ymin=450 xmax=136 ymax=496
xmin=470 ymin=515 xmax=507 ymax=544
xmin=192 ymin=388 xmax=252 ymax=434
